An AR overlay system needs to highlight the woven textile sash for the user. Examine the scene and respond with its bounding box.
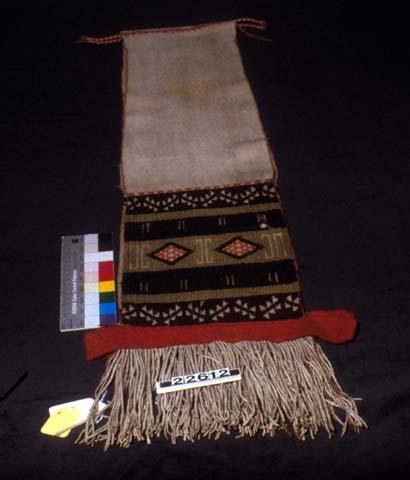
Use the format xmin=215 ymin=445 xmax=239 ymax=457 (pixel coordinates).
xmin=78 ymin=19 xmax=366 ymax=448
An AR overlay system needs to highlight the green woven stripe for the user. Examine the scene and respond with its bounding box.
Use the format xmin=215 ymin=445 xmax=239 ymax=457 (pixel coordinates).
xmin=122 ymin=282 xmax=300 ymax=304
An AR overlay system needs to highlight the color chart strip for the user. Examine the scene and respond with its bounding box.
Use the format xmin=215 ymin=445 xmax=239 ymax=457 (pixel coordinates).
xmin=60 ymin=233 xmax=117 ymax=332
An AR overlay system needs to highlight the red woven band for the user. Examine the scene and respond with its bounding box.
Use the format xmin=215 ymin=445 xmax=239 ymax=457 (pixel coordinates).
xmin=84 ymin=310 xmax=357 ymax=360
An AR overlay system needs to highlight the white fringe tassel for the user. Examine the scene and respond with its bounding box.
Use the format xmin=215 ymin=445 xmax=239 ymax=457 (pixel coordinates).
xmin=76 ymin=338 xmax=366 ymax=449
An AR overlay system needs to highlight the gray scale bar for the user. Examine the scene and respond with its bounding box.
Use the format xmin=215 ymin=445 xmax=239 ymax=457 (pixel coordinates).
xmin=60 ymin=235 xmax=85 ymax=331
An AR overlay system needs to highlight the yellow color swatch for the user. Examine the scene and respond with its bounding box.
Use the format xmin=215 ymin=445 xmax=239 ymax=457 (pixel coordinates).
xmin=99 ymin=280 xmax=115 ymax=292
xmin=40 ymin=406 xmax=80 ymax=438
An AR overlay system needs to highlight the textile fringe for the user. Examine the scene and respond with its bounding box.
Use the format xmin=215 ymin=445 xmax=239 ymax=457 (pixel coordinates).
xmin=76 ymin=338 xmax=366 ymax=449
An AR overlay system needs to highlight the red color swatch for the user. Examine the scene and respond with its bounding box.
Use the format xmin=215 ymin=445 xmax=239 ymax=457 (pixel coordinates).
xmin=99 ymin=261 xmax=114 ymax=281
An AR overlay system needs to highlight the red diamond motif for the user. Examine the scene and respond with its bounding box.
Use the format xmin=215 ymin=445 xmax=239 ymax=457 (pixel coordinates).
xmin=216 ymin=236 xmax=263 ymax=259
xmin=148 ymin=242 xmax=193 ymax=265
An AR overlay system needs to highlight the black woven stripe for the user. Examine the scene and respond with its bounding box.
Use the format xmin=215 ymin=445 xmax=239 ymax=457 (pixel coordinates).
xmin=121 ymin=292 xmax=303 ymax=326
xmin=124 ymin=209 xmax=285 ymax=242
xmin=122 ymin=260 xmax=297 ymax=295
xmin=124 ymin=182 xmax=278 ymax=214
xmin=124 ymin=309 xmax=302 ymax=326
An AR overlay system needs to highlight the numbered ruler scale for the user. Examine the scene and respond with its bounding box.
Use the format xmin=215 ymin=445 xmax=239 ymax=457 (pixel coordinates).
xmin=60 ymin=233 xmax=117 ymax=332
xmin=156 ymin=368 xmax=241 ymax=394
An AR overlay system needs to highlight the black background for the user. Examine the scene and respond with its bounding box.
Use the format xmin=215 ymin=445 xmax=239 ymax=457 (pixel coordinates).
xmin=1 ymin=1 xmax=410 ymax=478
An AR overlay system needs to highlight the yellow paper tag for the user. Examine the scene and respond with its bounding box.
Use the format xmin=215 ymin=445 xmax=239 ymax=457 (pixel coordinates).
xmin=40 ymin=406 xmax=80 ymax=438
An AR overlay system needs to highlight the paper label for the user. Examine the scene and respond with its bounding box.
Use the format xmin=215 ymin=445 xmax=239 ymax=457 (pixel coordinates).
xmin=41 ymin=398 xmax=107 ymax=438
xmin=156 ymin=368 xmax=241 ymax=394
xmin=49 ymin=397 xmax=105 ymax=423
xmin=40 ymin=407 xmax=80 ymax=437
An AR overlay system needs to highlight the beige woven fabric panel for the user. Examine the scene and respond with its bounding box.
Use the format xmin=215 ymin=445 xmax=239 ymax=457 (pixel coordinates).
xmin=121 ymin=20 xmax=275 ymax=193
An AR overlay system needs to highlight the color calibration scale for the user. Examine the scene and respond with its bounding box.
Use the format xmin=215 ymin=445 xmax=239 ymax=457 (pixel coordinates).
xmin=60 ymin=233 xmax=117 ymax=332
